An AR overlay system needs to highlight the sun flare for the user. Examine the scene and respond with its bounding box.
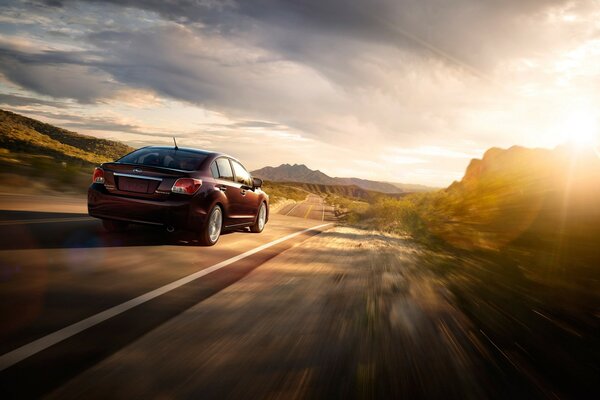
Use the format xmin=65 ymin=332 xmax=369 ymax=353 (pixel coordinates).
xmin=560 ymin=110 xmax=599 ymax=148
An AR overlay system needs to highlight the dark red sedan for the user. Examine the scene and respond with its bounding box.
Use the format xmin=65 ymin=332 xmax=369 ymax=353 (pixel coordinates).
xmin=88 ymin=146 xmax=269 ymax=245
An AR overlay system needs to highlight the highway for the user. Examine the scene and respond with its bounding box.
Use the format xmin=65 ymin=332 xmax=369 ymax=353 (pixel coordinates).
xmin=278 ymin=194 xmax=336 ymax=221
xmin=0 ymin=194 xmax=331 ymax=398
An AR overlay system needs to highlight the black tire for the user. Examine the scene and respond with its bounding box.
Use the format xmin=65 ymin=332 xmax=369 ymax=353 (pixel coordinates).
xmin=199 ymin=205 xmax=223 ymax=246
xmin=102 ymin=219 xmax=129 ymax=232
xmin=250 ymin=202 xmax=267 ymax=233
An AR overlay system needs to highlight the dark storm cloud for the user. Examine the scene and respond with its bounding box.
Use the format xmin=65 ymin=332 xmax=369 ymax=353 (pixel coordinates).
xmin=16 ymin=109 xmax=144 ymax=133
xmin=46 ymin=0 xmax=570 ymax=74
xmin=0 ymin=46 xmax=87 ymax=65
xmin=0 ymin=93 xmax=68 ymax=108
xmin=76 ymin=24 xmax=335 ymax=125
xmin=0 ymin=42 xmax=119 ymax=103
xmin=61 ymin=119 xmax=141 ymax=133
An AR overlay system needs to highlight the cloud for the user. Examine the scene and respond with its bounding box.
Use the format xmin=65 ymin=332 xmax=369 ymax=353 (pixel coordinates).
xmin=50 ymin=0 xmax=582 ymax=75
xmin=8 ymin=108 xmax=143 ymax=133
xmin=0 ymin=38 xmax=120 ymax=102
xmin=0 ymin=93 xmax=68 ymax=108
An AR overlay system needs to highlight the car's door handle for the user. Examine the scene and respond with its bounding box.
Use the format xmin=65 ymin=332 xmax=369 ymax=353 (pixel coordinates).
xmin=217 ymin=185 xmax=227 ymax=191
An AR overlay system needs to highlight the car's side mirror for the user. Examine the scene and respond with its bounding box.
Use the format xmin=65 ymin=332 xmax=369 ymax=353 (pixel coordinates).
xmin=252 ymin=177 xmax=263 ymax=189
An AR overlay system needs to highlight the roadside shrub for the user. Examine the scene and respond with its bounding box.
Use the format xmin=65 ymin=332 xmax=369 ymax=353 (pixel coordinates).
xmin=354 ymin=197 xmax=429 ymax=239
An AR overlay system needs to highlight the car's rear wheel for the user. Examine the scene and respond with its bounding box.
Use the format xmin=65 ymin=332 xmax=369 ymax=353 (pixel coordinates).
xmin=199 ymin=205 xmax=223 ymax=246
xmin=250 ymin=202 xmax=267 ymax=233
xmin=102 ymin=219 xmax=129 ymax=232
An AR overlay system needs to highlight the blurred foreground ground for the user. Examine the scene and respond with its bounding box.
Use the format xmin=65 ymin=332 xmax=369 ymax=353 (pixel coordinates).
xmin=47 ymin=226 xmax=597 ymax=400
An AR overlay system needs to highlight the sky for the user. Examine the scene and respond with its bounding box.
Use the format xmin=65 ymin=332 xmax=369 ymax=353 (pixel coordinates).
xmin=0 ymin=0 xmax=599 ymax=186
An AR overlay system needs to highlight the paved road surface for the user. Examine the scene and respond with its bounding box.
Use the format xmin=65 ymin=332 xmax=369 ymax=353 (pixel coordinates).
xmin=0 ymin=194 xmax=331 ymax=398
xmin=278 ymin=194 xmax=335 ymax=221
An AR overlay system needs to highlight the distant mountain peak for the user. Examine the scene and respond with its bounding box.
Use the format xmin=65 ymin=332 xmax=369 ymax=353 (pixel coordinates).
xmin=251 ymin=163 xmax=435 ymax=193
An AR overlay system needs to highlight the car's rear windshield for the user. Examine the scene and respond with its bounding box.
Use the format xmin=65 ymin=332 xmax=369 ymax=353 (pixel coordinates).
xmin=118 ymin=148 xmax=208 ymax=171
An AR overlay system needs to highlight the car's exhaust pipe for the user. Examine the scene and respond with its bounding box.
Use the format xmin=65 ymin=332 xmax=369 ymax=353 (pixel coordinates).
xmin=166 ymin=225 xmax=175 ymax=233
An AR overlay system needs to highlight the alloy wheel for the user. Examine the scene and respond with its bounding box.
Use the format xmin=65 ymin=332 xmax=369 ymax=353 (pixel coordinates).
xmin=208 ymin=207 xmax=222 ymax=243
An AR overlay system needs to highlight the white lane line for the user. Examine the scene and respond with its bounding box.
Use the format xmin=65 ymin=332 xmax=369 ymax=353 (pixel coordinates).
xmin=284 ymin=202 xmax=301 ymax=216
xmin=321 ymin=199 xmax=325 ymax=222
xmin=0 ymin=217 xmax=94 ymax=226
xmin=0 ymin=222 xmax=333 ymax=372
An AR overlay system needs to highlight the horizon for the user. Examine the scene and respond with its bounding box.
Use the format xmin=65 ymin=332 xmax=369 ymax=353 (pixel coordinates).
xmin=252 ymin=162 xmax=437 ymax=187
xmin=1 ymin=1 xmax=599 ymax=186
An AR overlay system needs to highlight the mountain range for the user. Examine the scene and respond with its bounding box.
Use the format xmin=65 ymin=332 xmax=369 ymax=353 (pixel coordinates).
xmin=251 ymin=163 xmax=434 ymax=193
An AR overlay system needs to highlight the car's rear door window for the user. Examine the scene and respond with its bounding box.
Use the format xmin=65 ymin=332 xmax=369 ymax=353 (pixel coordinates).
xmin=209 ymin=162 xmax=219 ymax=179
xmin=215 ymin=158 xmax=234 ymax=181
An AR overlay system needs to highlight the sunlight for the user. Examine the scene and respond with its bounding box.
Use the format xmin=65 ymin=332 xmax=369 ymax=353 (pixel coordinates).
xmin=559 ymin=109 xmax=599 ymax=149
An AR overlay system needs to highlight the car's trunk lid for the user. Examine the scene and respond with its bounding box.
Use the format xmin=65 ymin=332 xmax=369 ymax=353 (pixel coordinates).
xmin=101 ymin=163 xmax=192 ymax=199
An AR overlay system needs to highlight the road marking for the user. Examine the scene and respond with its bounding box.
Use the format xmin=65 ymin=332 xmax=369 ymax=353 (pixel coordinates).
xmin=0 ymin=217 xmax=94 ymax=226
xmin=285 ymin=202 xmax=300 ymax=216
xmin=321 ymin=202 xmax=325 ymax=222
xmin=0 ymin=222 xmax=333 ymax=372
xmin=303 ymin=205 xmax=313 ymax=219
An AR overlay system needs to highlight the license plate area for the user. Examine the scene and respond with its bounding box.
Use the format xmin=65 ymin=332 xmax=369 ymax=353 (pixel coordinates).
xmin=118 ymin=177 xmax=150 ymax=193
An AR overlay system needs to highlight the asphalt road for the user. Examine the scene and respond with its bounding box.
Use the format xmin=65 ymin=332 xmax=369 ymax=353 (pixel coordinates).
xmin=0 ymin=194 xmax=331 ymax=398
xmin=278 ymin=194 xmax=336 ymax=221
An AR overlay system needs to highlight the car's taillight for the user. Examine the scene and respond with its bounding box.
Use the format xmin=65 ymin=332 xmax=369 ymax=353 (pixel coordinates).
xmin=92 ymin=167 xmax=105 ymax=184
xmin=171 ymin=178 xmax=202 ymax=194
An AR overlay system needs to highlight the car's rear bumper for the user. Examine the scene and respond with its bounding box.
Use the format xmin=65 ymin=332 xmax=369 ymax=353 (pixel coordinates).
xmin=88 ymin=184 xmax=207 ymax=231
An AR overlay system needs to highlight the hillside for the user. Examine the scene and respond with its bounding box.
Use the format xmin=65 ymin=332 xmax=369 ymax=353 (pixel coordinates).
xmin=386 ymin=181 xmax=434 ymax=192
xmin=262 ymin=179 xmax=403 ymax=206
xmin=434 ymin=145 xmax=600 ymax=251
xmin=280 ymin=181 xmax=403 ymax=200
xmin=252 ymin=163 xmax=435 ymax=193
xmin=355 ymin=145 xmax=600 ymax=275
xmin=0 ymin=109 xmax=134 ymax=166
xmin=0 ymin=109 xmax=136 ymax=193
